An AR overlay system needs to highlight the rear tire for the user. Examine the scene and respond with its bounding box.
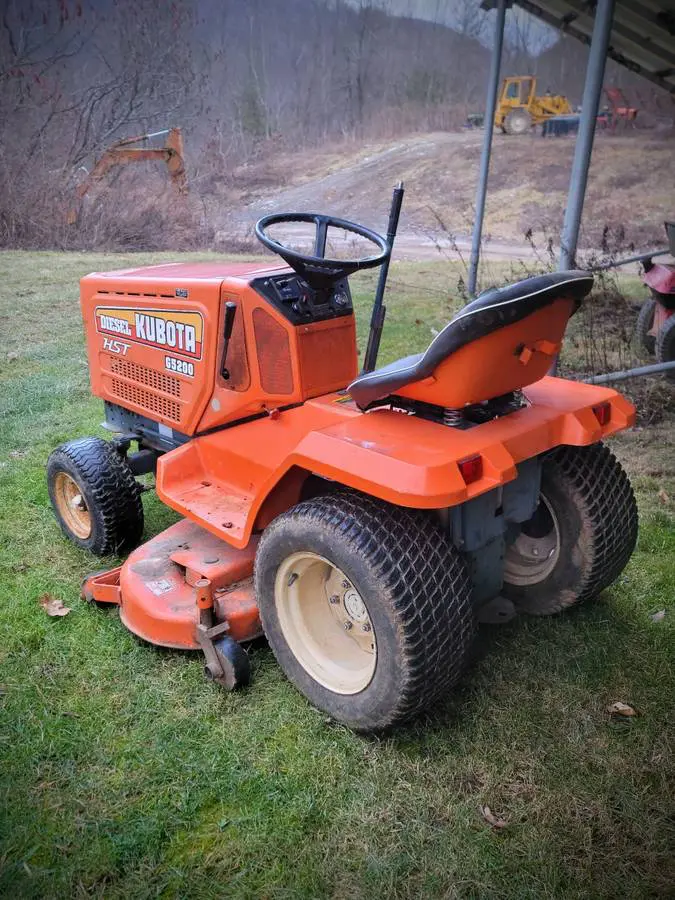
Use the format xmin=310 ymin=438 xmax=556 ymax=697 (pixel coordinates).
xmin=635 ymin=297 xmax=657 ymax=354
xmin=502 ymin=444 xmax=637 ymax=615
xmin=47 ymin=437 xmax=144 ymax=556
xmin=655 ymin=313 xmax=675 ymax=381
xmin=255 ymin=492 xmax=475 ymax=731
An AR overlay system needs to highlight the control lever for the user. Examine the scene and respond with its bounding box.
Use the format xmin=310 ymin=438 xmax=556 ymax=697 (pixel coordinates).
xmin=221 ymin=301 xmax=237 ymax=380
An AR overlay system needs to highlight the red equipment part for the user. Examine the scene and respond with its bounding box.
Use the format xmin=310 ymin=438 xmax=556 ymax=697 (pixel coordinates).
xmin=643 ymin=264 xmax=675 ymax=301
xmin=603 ymin=87 xmax=638 ymax=130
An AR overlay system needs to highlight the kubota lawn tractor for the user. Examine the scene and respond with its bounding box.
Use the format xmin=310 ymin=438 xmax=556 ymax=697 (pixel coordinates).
xmin=48 ymin=186 xmax=638 ymax=731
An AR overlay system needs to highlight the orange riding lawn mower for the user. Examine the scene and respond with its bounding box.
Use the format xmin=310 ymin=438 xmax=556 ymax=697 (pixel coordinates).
xmin=48 ymin=186 xmax=638 ymax=731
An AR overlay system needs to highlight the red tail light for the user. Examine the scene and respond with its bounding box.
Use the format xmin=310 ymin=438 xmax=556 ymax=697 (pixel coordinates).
xmin=593 ymin=402 xmax=611 ymax=426
xmin=458 ymin=454 xmax=483 ymax=484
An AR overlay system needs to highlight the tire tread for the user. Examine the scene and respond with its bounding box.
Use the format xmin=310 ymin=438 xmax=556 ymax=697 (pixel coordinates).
xmin=256 ymin=492 xmax=475 ymax=729
xmin=48 ymin=437 xmax=143 ymax=556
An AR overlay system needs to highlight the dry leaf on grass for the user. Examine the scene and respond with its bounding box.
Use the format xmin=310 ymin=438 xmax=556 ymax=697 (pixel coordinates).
xmin=658 ymin=489 xmax=669 ymax=505
xmin=650 ymin=609 xmax=666 ymax=623
xmin=480 ymin=805 xmax=507 ymax=829
xmin=39 ymin=595 xmax=72 ymax=617
xmin=607 ymin=701 xmax=637 ymax=717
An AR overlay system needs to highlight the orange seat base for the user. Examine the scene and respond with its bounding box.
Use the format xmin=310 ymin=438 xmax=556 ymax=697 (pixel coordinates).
xmin=82 ymin=519 xmax=261 ymax=649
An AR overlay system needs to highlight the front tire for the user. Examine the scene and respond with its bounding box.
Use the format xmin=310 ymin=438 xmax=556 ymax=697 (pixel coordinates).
xmin=502 ymin=443 xmax=637 ymax=615
xmin=255 ymin=492 xmax=475 ymax=731
xmin=47 ymin=437 xmax=144 ymax=556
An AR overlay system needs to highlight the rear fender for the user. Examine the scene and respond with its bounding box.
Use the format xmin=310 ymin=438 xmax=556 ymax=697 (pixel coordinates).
xmin=156 ymin=379 xmax=635 ymax=550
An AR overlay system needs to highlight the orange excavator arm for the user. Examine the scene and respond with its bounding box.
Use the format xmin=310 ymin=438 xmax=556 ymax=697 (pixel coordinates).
xmin=68 ymin=127 xmax=186 ymax=223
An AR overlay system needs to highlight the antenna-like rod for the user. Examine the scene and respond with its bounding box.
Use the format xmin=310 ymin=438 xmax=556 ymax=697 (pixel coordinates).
xmin=362 ymin=182 xmax=404 ymax=373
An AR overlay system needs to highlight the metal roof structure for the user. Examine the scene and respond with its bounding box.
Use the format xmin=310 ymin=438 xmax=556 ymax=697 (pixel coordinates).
xmin=487 ymin=1 xmax=675 ymax=96
xmin=470 ymin=0 xmax=673 ymax=296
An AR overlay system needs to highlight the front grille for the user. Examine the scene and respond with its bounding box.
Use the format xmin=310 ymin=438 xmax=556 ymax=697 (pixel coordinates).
xmin=111 ymin=378 xmax=181 ymax=423
xmin=109 ymin=358 xmax=182 ymax=397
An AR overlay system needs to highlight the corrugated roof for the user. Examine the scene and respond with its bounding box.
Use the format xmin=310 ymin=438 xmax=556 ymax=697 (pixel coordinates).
xmin=484 ymin=1 xmax=675 ymax=95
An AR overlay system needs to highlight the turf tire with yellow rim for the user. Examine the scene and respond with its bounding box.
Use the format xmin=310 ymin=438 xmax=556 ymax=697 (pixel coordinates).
xmin=255 ymin=491 xmax=475 ymax=731
xmin=47 ymin=437 xmax=144 ymax=556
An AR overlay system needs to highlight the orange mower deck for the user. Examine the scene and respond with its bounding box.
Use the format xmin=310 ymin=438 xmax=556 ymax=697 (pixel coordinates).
xmin=83 ymin=519 xmax=261 ymax=649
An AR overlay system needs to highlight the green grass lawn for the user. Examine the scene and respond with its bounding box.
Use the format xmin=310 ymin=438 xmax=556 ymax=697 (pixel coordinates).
xmin=0 ymin=251 xmax=673 ymax=899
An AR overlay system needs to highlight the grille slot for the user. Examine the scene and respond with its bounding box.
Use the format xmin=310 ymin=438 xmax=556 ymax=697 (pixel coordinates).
xmin=252 ymin=307 xmax=294 ymax=394
xmin=109 ymin=358 xmax=182 ymax=397
xmin=111 ymin=378 xmax=181 ymax=422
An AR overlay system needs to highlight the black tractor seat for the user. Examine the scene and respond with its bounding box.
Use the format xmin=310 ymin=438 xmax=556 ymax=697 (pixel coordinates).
xmin=348 ymin=270 xmax=593 ymax=410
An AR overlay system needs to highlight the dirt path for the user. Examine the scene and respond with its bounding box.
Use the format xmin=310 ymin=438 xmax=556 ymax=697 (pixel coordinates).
xmin=220 ymin=132 xmax=540 ymax=261
xmin=214 ymin=129 xmax=673 ymax=260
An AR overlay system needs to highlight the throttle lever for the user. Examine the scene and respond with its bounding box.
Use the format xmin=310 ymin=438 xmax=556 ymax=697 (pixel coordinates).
xmin=221 ymin=301 xmax=237 ymax=380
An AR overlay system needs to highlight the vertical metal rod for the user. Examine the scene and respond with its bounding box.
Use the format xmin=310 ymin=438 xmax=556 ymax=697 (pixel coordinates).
xmin=559 ymin=0 xmax=615 ymax=270
xmin=467 ymin=0 xmax=507 ymax=298
xmin=362 ymin=183 xmax=405 ymax=373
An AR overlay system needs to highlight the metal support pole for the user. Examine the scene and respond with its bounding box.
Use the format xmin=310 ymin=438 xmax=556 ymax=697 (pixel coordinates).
xmin=467 ymin=0 xmax=507 ymax=298
xmin=590 ymin=248 xmax=670 ymax=273
xmin=559 ymin=0 xmax=615 ymax=270
xmin=584 ymin=359 xmax=675 ymax=384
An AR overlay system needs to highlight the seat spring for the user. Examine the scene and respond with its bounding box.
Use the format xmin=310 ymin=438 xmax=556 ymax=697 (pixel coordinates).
xmin=443 ymin=407 xmax=464 ymax=427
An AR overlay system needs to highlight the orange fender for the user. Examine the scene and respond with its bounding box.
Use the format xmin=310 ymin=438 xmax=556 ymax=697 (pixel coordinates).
xmin=156 ymin=376 xmax=634 ymax=550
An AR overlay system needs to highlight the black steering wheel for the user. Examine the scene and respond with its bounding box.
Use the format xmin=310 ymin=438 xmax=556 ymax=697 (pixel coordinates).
xmin=255 ymin=212 xmax=390 ymax=289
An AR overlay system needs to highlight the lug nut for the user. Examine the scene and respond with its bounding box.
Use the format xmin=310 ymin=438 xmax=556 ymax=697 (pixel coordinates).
xmin=341 ymin=579 xmax=350 ymax=589
xmin=329 ymin=595 xmax=340 ymax=604
xmin=361 ymin=623 xmax=372 ymax=633
xmin=343 ymin=621 xmax=353 ymax=631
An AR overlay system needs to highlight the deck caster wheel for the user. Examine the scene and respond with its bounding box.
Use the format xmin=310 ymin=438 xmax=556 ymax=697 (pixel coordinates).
xmin=204 ymin=636 xmax=251 ymax=691
xmin=255 ymin=492 xmax=475 ymax=731
xmin=502 ymin=443 xmax=637 ymax=615
xmin=47 ymin=437 xmax=143 ymax=556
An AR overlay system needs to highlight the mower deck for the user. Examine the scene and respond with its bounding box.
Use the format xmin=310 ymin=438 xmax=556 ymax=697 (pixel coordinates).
xmin=83 ymin=519 xmax=261 ymax=648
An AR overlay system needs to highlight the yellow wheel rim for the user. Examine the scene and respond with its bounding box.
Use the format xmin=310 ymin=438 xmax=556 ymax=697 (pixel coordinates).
xmin=275 ymin=552 xmax=376 ymax=695
xmin=53 ymin=471 xmax=92 ymax=540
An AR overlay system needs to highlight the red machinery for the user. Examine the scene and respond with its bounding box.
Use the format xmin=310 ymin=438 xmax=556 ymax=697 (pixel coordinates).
xmin=635 ymin=222 xmax=675 ymax=373
xmin=600 ymin=87 xmax=638 ymax=130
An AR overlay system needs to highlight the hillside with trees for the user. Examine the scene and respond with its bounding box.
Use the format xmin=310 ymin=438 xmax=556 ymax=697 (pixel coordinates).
xmin=1 ymin=0 xmax=671 ymax=249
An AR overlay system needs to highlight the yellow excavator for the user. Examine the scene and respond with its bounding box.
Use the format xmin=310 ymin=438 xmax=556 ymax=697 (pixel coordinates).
xmin=495 ymin=76 xmax=572 ymax=134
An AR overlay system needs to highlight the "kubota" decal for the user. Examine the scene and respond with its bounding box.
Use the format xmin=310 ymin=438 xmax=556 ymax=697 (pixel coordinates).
xmin=95 ymin=307 xmax=204 ymax=359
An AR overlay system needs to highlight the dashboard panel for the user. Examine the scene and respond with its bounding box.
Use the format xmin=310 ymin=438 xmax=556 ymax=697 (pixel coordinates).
xmin=251 ymin=274 xmax=352 ymax=325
